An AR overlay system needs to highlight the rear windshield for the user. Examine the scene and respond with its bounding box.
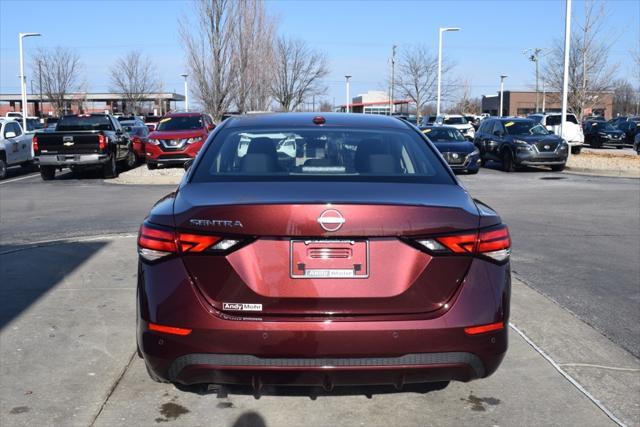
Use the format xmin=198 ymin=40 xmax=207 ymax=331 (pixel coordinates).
xmin=56 ymin=115 xmax=114 ymax=131
xmin=191 ymin=127 xmax=453 ymax=184
xmin=546 ymin=115 xmax=578 ymax=126
xmin=156 ymin=116 xmax=203 ymax=131
xmin=443 ymin=117 xmax=468 ymax=125
xmin=423 ymin=127 xmax=466 ymax=142
xmin=503 ymin=120 xmax=548 ymax=135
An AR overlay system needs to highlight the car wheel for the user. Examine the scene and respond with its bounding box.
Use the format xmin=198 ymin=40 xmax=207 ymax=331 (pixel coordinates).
xmin=125 ymin=149 xmax=137 ymax=169
xmin=0 ymin=158 xmax=7 ymax=180
xmin=571 ymin=146 xmax=582 ymax=155
xmin=40 ymin=165 xmax=56 ymax=180
xmin=102 ymin=154 xmax=118 ymax=179
xmin=501 ymin=150 xmax=515 ymax=172
xmin=551 ymin=164 xmax=566 ymax=172
xmin=147 ymin=162 xmax=158 ymax=170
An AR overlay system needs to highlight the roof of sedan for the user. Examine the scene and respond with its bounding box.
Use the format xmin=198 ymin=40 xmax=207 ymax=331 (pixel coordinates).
xmin=223 ymin=112 xmax=409 ymax=129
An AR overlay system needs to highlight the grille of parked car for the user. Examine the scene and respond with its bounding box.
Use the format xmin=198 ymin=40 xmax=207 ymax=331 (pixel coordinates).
xmin=160 ymin=139 xmax=187 ymax=150
xmin=534 ymin=142 xmax=558 ymax=152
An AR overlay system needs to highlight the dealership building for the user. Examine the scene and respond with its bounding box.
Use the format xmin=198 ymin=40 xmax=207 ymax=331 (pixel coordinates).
xmin=481 ymin=90 xmax=614 ymax=118
xmin=0 ymin=92 xmax=185 ymax=117
xmin=337 ymin=90 xmax=411 ymax=115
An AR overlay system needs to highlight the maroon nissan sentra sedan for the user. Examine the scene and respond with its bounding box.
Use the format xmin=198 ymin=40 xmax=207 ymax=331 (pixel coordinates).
xmin=137 ymin=113 xmax=511 ymax=389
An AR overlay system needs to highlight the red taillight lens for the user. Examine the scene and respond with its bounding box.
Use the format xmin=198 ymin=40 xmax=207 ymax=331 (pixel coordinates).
xmin=177 ymin=232 xmax=221 ymax=252
xmin=413 ymin=225 xmax=511 ymax=263
xmin=32 ymin=135 xmax=39 ymax=152
xmin=98 ymin=134 xmax=107 ymax=150
xmin=148 ymin=322 xmax=192 ymax=336
xmin=137 ymin=223 xmax=240 ymax=261
xmin=464 ymin=321 xmax=505 ymax=335
xmin=132 ymin=136 xmax=141 ymax=144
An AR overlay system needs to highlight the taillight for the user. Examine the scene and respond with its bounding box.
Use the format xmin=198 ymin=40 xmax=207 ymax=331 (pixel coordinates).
xmin=137 ymin=223 xmax=244 ymax=261
xmin=98 ymin=134 xmax=107 ymax=150
xmin=411 ymin=224 xmax=511 ymax=263
xmin=132 ymin=136 xmax=141 ymax=144
xmin=464 ymin=321 xmax=504 ymax=335
xmin=32 ymin=135 xmax=39 ymax=152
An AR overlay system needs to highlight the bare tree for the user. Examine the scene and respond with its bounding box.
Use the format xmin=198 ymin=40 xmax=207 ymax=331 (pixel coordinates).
xmin=318 ymin=100 xmax=333 ymax=112
xmin=180 ymin=0 xmax=237 ymax=121
xmin=109 ymin=51 xmax=160 ymax=115
xmin=612 ymin=79 xmax=638 ymax=116
xmin=31 ymin=47 xmax=83 ymax=115
xmin=271 ymin=36 xmax=329 ymax=112
xmin=396 ymin=45 xmax=454 ymax=124
xmin=449 ymin=79 xmax=481 ymax=114
xmin=232 ymin=0 xmax=275 ymax=112
xmin=544 ymin=0 xmax=615 ymax=119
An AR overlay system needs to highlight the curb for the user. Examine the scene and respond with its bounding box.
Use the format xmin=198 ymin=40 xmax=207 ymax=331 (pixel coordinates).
xmin=564 ymin=166 xmax=640 ymax=179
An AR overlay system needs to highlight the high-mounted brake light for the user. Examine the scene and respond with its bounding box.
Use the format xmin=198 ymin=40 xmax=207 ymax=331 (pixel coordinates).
xmin=313 ymin=116 xmax=326 ymax=125
xmin=138 ymin=224 xmax=244 ymax=261
xmin=98 ymin=134 xmax=107 ymax=150
xmin=32 ymin=135 xmax=39 ymax=152
xmin=412 ymin=225 xmax=511 ymax=263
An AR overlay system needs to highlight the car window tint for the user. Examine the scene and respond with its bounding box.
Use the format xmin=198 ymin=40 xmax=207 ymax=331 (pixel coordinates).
xmin=192 ymin=127 xmax=454 ymax=184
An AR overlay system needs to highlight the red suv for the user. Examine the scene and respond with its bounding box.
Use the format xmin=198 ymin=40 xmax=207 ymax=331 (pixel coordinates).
xmin=146 ymin=112 xmax=215 ymax=169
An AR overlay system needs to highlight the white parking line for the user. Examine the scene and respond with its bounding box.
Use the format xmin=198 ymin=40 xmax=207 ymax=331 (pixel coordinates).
xmin=510 ymin=323 xmax=626 ymax=427
xmin=0 ymin=173 xmax=40 ymax=184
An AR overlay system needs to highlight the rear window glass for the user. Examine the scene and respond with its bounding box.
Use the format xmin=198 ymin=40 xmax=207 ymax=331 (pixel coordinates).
xmin=157 ymin=116 xmax=203 ymax=131
xmin=56 ymin=115 xmax=114 ymax=131
xmin=191 ymin=127 xmax=453 ymax=184
xmin=546 ymin=115 xmax=578 ymax=126
xmin=443 ymin=117 xmax=468 ymax=125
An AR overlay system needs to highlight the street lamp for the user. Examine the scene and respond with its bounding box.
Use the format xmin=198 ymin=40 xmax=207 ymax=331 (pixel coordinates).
xmin=19 ymin=32 xmax=41 ymax=131
xmin=560 ymin=0 xmax=572 ymax=145
xmin=436 ymin=27 xmax=460 ymax=117
xmin=345 ymin=75 xmax=352 ymax=113
xmin=499 ymin=75 xmax=508 ymax=117
xmin=180 ymin=73 xmax=189 ymax=112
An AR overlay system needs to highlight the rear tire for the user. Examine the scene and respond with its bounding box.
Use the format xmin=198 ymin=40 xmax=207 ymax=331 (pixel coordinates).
xmin=0 ymin=158 xmax=7 ymax=180
xmin=551 ymin=164 xmax=566 ymax=172
xmin=124 ymin=149 xmax=137 ymax=170
xmin=147 ymin=162 xmax=158 ymax=170
xmin=102 ymin=154 xmax=118 ymax=179
xmin=501 ymin=150 xmax=515 ymax=172
xmin=571 ymin=146 xmax=582 ymax=155
xmin=40 ymin=165 xmax=55 ymax=180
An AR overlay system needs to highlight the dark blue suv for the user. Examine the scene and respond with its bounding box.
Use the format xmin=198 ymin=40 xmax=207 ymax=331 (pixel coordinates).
xmin=473 ymin=118 xmax=568 ymax=172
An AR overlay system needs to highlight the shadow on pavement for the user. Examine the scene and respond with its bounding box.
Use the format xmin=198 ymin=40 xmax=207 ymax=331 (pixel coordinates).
xmin=175 ymin=381 xmax=449 ymax=400
xmin=0 ymin=240 xmax=108 ymax=330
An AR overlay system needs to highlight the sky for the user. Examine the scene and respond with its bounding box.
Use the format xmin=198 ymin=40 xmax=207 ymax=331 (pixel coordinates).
xmin=0 ymin=0 xmax=638 ymax=110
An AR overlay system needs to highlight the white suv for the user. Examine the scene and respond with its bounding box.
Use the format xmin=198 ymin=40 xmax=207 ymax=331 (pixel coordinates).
xmin=432 ymin=115 xmax=475 ymax=140
xmin=0 ymin=119 xmax=35 ymax=179
xmin=528 ymin=113 xmax=584 ymax=154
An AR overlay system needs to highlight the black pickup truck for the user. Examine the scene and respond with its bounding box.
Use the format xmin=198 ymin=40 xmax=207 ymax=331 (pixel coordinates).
xmin=34 ymin=113 xmax=136 ymax=180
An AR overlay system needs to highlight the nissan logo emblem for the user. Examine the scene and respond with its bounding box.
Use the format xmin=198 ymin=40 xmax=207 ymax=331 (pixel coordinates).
xmin=317 ymin=209 xmax=345 ymax=232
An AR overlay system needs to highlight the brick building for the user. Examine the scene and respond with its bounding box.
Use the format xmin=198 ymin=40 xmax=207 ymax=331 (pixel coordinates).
xmin=481 ymin=90 xmax=613 ymax=118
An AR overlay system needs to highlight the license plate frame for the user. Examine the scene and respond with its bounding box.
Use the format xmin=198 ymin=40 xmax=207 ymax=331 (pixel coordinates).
xmin=290 ymin=239 xmax=369 ymax=279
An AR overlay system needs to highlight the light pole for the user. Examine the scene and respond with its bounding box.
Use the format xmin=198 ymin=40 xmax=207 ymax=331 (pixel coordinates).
xmin=499 ymin=75 xmax=508 ymax=117
xmin=524 ymin=48 xmax=544 ymax=112
xmin=560 ymin=0 xmax=572 ymax=143
xmin=436 ymin=27 xmax=460 ymax=117
xmin=389 ymin=44 xmax=397 ymax=115
xmin=345 ymin=75 xmax=352 ymax=113
xmin=19 ymin=32 xmax=41 ymax=131
xmin=180 ymin=73 xmax=189 ymax=112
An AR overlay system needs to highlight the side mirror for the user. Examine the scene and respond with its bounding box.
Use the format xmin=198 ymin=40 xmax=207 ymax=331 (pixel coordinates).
xmin=4 ymin=131 xmax=17 ymax=138
xmin=116 ymin=128 xmax=123 ymax=135
xmin=124 ymin=126 xmax=132 ymax=132
xmin=184 ymin=159 xmax=194 ymax=171
xmin=207 ymin=124 xmax=215 ymax=131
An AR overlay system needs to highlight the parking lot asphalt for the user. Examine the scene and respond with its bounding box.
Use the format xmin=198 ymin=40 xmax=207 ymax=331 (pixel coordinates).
xmin=1 ymin=166 xmax=639 ymax=426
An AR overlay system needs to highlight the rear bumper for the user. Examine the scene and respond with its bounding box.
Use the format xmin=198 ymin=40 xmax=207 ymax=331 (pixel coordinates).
xmin=138 ymin=257 xmax=510 ymax=386
xmin=36 ymin=153 xmax=108 ymax=166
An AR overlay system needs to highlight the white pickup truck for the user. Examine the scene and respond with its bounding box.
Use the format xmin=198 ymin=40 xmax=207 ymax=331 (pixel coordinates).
xmin=0 ymin=119 xmax=35 ymax=179
xmin=528 ymin=113 xmax=584 ymax=154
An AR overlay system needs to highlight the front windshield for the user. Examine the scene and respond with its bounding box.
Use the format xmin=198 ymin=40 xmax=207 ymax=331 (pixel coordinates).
xmin=156 ymin=116 xmax=203 ymax=131
xmin=443 ymin=116 xmax=468 ymax=125
xmin=423 ymin=127 xmax=466 ymax=142
xmin=504 ymin=121 xmax=549 ymax=136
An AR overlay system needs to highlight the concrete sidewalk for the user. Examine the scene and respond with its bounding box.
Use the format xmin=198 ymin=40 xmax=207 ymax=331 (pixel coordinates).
xmin=0 ymin=237 xmax=636 ymax=426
